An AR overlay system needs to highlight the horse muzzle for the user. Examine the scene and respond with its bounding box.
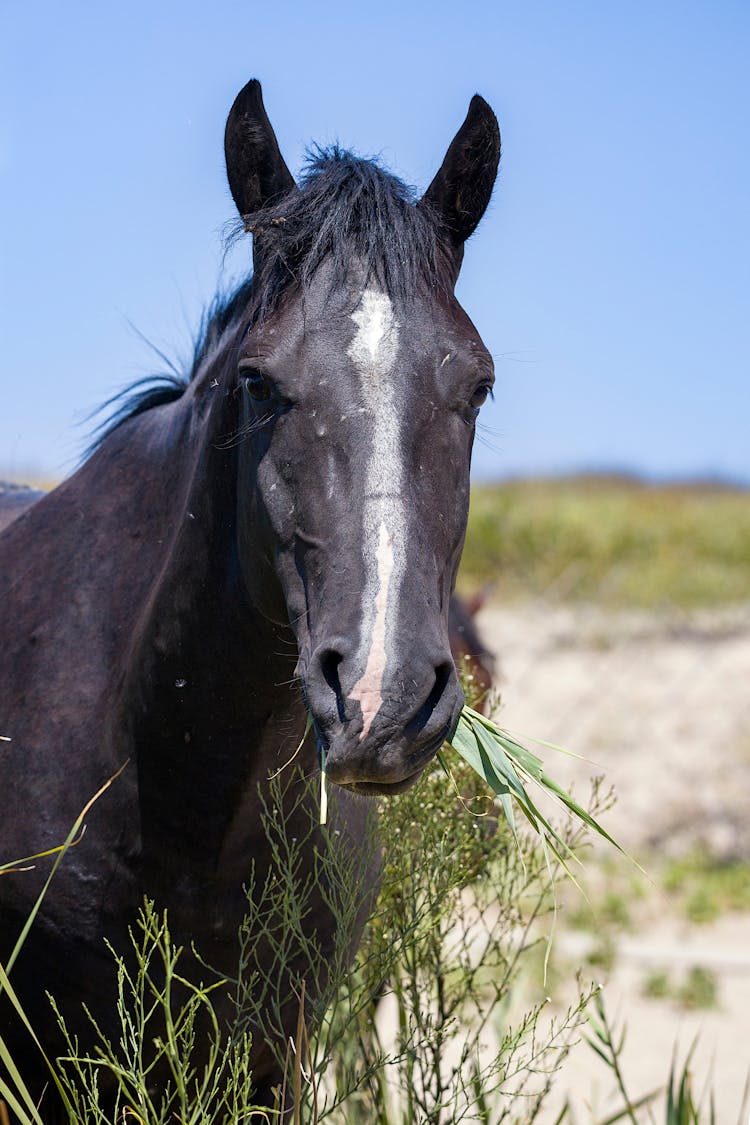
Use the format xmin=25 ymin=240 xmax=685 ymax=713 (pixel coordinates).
xmin=303 ymin=640 xmax=463 ymax=794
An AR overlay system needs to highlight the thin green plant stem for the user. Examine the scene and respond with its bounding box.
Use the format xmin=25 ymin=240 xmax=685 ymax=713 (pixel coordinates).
xmin=587 ymin=991 xmax=639 ymax=1125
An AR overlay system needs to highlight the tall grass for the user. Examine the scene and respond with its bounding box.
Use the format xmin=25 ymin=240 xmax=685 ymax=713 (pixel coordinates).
xmin=460 ymin=476 xmax=750 ymax=608
xmin=555 ymin=988 xmax=750 ymax=1125
xmin=50 ymin=905 xmax=264 ymax=1124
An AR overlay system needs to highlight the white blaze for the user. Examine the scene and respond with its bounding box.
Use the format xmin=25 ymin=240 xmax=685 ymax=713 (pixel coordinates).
xmin=346 ymin=288 xmax=404 ymax=741
xmin=349 ymin=522 xmax=395 ymax=740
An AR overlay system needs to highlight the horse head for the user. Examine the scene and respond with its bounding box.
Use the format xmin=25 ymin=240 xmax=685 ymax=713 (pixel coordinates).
xmin=224 ymin=80 xmax=500 ymax=795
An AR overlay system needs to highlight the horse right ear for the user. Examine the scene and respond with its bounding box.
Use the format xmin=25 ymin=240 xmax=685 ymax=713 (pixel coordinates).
xmin=225 ymin=80 xmax=296 ymax=219
xmin=420 ymin=95 xmax=500 ymax=256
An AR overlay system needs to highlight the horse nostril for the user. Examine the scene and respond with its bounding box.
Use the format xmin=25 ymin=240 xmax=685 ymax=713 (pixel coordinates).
xmin=319 ymin=648 xmax=347 ymax=725
xmin=407 ymin=661 xmax=454 ymax=736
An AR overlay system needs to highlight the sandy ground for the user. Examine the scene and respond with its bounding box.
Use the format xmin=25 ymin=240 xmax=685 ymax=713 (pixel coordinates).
xmin=475 ymin=599 xmax=750 ymax=1122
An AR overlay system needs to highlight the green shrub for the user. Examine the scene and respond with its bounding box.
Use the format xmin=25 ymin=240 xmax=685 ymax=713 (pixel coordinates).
xmin=227 ymin=765 xmax=598 ymax=1121
xmin=676 ymin=967 xmax=718 ymax=1012
xmin=641 ymin=971 xmax=671 ymax=1001
xmin=2 ymin=672 xmax=607 ymax=1122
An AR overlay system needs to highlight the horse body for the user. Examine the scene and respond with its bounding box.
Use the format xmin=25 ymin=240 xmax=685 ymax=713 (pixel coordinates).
xmin=0 ymin=79 xmax=500 ymax=1110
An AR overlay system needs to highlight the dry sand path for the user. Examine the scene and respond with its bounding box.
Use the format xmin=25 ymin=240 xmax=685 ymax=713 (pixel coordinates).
xmin=476 ymin=600 xmax=750 ymax=1122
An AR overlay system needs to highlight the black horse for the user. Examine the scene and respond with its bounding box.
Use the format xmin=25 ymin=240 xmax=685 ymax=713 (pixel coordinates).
xmin=0 ymin=79 xmax=500 ymax=1112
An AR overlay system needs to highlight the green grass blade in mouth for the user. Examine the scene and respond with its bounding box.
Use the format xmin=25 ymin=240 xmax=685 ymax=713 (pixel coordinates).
xmin=446 ymin=706 xmax=628 ymax=869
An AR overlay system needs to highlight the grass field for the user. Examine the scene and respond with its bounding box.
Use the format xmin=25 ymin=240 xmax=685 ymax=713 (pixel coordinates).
xmin=460 ymin=474 xmax=750 ymax=608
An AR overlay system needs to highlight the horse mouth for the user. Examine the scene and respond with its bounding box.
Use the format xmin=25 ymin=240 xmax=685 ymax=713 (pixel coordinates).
xmin=338 ymin=768 xmax=425 ymax=797
xmin=320 ymin=726 xmax=449 ymax=798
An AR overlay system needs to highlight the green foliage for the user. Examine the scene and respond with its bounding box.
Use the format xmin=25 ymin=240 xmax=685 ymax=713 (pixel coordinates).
xmin=444 ymin=706 xmax=625 ymax=878
xmin=460 ymin=477 xmax=750 ymax=608
xmin=585 ymin=937 xmax=617 ymax=974
xmin=639 ymin=967 xmax=718 ymax=1011
xmin=641 ymin=971 xmax=671 ymax=1001
xmin=0 ymin=673 xmax=616 ymax=1122
xmin=582 ymin=990 xmax=659 ymax=1125
xmin=228 ymin=767 xmax=597 ymax=1122
xmin=50 ymin=904 xmax=264 ymax=1123
xmin=564 ymin=858 xmax=644 ymax=938
xmin=598 ymin=892 xmax=632 ymax=932
xmin=3 ymin=760 xmax=600 ymax=1124
xmin=675 ymin=968 xmax=718 ymax=1012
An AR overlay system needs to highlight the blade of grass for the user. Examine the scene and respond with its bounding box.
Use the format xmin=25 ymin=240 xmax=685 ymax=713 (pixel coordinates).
xmin=320 ymin=749 xmax=328 ymax=826
xmin=505 ymin=727 xmax=594 ymax=763
xmin=3 ymin=763 xmax=128 ymax=976
xmin=596 ymin=1088 xmax=661 ymax=1125
xmin=450 ymin=716 xmax=582 ymax=870
xmin=0 ymin=833 xmax=88 ymax=876
xmin=0 ymin=1066 xmax=44 ymax=1125
xmin=269 ymin=713 xmax=313 ymax=781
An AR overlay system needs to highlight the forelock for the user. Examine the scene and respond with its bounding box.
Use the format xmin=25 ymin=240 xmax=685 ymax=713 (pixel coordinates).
xmin=236 ymin=146 xmax=452 ymax=322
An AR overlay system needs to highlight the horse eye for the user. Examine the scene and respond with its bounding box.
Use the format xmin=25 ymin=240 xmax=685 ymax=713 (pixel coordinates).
xmin=470 ymin=382 xmax=493 ymax=410
xmin=242 ymin=370 xmax=272 ymax=402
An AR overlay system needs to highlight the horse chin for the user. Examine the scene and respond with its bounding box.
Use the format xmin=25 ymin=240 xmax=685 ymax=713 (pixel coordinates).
xmin=336 ymin=768 xmax=426 ymax=798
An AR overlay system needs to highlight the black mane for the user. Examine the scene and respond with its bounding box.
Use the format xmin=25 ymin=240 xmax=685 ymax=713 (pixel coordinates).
xmin=92 ymin=149 xmax=449 ymax=449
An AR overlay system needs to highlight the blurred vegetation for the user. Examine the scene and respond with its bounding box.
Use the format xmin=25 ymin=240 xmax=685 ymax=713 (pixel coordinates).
xmin=663 ymin=846 xmax=750 ymax=924
xmin=460 ymin=475 xmax=750 ymax=608
xmin=641 ymin=965 xmax=719 ymax=1012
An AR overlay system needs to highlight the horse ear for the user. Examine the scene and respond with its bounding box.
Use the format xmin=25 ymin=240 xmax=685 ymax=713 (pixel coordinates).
xmin=420 ymin=95 xmax=501 ymax=250
xmin=224 ymin=79 xmax=296 ymax=218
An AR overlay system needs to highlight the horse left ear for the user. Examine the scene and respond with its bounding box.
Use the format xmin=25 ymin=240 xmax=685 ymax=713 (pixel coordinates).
xmin=224 ymin=79 xmax=296 ymax=219
xmin=420 ymin=95 xmax=501 ymax=252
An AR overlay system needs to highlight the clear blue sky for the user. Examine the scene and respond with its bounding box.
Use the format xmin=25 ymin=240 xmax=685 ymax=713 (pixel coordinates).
xmin=1 ymin=0 xmax=748 ymax=483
